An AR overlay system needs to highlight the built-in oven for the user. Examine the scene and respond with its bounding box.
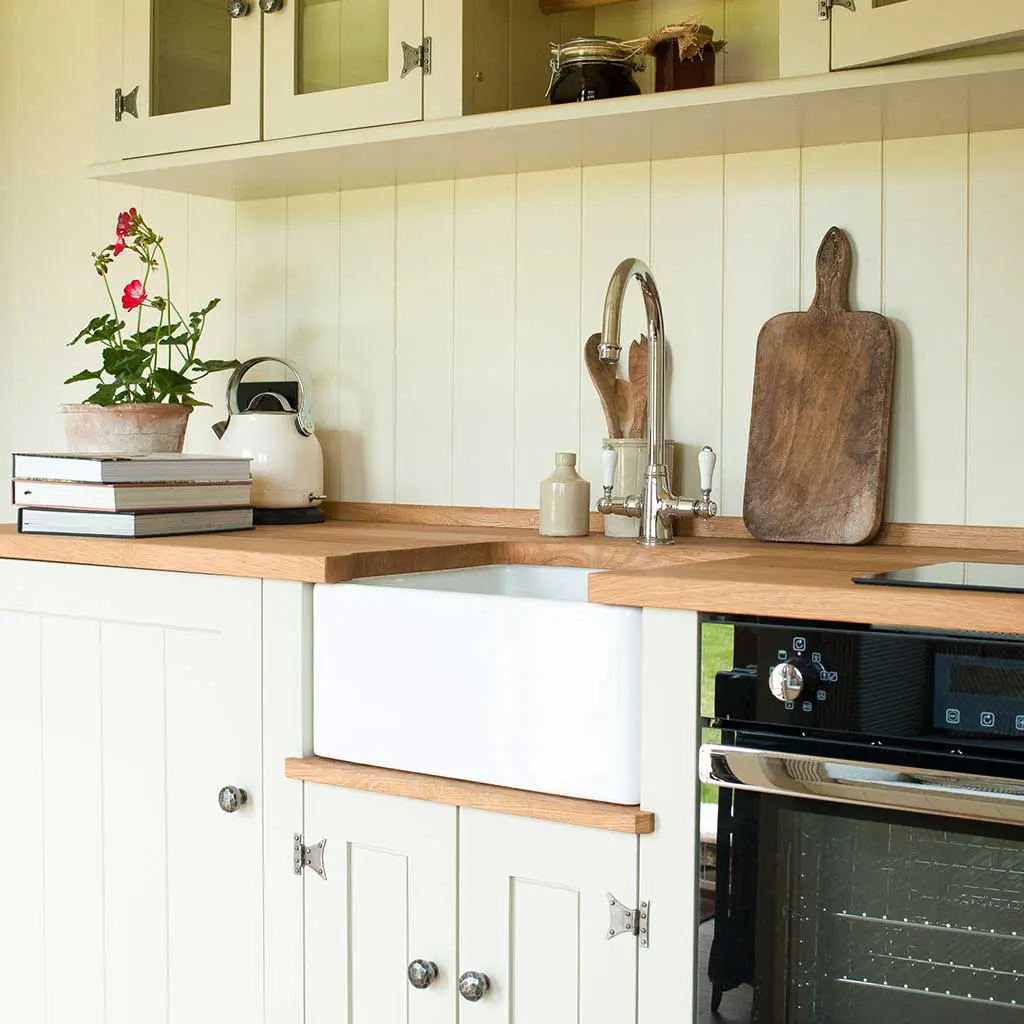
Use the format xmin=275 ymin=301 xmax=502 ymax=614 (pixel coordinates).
xmin=697 ymin=616 xmax=1024 ymax=1024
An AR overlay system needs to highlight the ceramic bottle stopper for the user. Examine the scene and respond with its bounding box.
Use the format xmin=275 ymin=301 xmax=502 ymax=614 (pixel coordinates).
xmin=539 ymin=453 xmax=591 ymax=537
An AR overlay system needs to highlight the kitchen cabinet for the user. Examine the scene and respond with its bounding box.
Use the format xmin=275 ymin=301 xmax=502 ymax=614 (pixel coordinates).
xmin=458 ymin=809 xmax=640 ymax=1023
xmin=828 ymin=0 xmax=1024 ymax=70
xmin=299 ymin=788 xmax=640 ymax=1022
xmin=302 ymin=784 xmax=458 ymax=1023
xmin=0 ymin=560 xmax=265 ymax=1024
xmin=101 ymin=0 xmax=600 ymax=160
xmin=102 ymin=0 xmax=263 ymax=160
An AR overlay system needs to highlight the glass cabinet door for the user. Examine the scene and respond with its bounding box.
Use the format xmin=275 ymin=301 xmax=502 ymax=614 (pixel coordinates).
xmin=830 ymin=0 xmax=1024 ymax=70
xmin=103 ymin=0 xmax=262 ymax=160
xmin=263 ymin=0 xmax=425 ymax=141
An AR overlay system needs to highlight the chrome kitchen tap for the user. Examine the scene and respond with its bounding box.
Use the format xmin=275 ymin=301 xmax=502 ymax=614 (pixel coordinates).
xmin=596 ymin=258 xmax=718 ymax=546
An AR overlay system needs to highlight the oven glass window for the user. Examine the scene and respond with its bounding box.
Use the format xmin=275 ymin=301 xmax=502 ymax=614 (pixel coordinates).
xmin=699 ymin=793 xmax=1024 ymax=1023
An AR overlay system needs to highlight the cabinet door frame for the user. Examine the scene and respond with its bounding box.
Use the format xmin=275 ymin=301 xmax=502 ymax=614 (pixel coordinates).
xmin=830 ymin=0 xmax=1024 ymax=70
xmin=102 ymin=0 xmax=262 ymax=161
xmin=302 ymin=783 xmax=458 ymax=1024
xmin=458 ymin=809 xmax=639 ymax=1024
xmin=263 ymin=0 xmax=425 ymax=142
xmin=0 ymin=561 xmax=265 ymax=1024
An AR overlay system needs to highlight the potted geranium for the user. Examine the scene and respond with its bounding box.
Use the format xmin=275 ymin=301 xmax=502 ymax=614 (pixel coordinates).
xmin=61 ymin=207 xmax=239 ymax=454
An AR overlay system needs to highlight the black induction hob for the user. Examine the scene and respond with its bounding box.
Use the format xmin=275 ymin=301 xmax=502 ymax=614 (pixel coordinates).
xmin=853 ymin=561 xmax=1024 ymax=594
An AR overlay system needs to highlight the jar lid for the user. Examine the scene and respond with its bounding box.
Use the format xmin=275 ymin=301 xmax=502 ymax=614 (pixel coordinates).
xmin=555 ymin=452 xmax=577 ymax=467
xmin=550 ymin=36 xmax=646 ymax=73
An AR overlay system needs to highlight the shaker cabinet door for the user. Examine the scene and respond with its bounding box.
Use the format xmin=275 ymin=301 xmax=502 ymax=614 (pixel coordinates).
xmin=302 ymin=784 xmax=457 ymax=1024
xmin=262 ymin=0 xmax=426 ymax=141
xmin=457 ymin=810 xmax=640 ymax=1024
xmin=0 ymin=562 xmax=264 ymax=1024
xmin=101 ymin=0 xmax=262 ymax=160
xmin=830 ymin=0 xmax=1024 ymax=70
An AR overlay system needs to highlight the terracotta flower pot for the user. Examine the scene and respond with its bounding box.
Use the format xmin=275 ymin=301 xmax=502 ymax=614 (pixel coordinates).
xmin=60 ymin=403 xmax=193 ymax=455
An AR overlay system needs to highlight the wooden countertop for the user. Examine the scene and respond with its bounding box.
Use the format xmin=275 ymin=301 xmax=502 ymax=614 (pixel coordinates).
xmin=1 ymin=508 xmax=1022 ymax=634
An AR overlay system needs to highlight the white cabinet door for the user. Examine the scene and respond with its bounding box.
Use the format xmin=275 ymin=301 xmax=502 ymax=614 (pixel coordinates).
xmin=303 ymin=784 xmax=457 ymax=1024
xmin=830 ymin=0 xmax=1024 ymax=70
xmin=101 ymin=0 xmax=262 ymax=160
xmin=263 ymin=0 xmax=425 ymax=141
xmin=0 ymin=561 xmax=263 ymax=1024
xmin=458 ymin=810 xmax=639 ymax=1024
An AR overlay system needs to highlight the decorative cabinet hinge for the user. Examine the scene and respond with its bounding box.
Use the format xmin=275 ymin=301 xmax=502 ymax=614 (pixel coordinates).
xmin=293 ymin=833 xmax=327 ymax=879
xmin=818 ymin=0 xmax=855 ymax=20
xmin=400 ymin=37 xmax=432 ymax=79
xmin=114 ymin=85 xmax=140 ymax=122
xmin=606 ymin=893 xmax=650 ymax=948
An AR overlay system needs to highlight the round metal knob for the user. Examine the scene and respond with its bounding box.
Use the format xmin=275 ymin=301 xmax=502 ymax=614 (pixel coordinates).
xmin=458 ymin=971 xmax=490 ymax=1002
xmin=218 ymin=785 xmax=248 ymax=813
xmin=407 ymin=959 xmax=438 ymax=990
xmin=259 ymin=0 xmax=284 ymax=12
xmin=769 ymin=662 xmax=804 ymax=703
xmin=227 ymin=0 xmax=251 ymax=15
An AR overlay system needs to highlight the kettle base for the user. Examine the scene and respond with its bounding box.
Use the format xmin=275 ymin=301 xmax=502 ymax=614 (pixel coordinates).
xmin=253 ymin=506 xmax=326 ymax=526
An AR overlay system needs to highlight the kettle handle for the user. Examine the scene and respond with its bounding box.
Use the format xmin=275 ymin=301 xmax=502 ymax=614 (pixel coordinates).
xmin=225 ymin=356 xmax=315 ymax=436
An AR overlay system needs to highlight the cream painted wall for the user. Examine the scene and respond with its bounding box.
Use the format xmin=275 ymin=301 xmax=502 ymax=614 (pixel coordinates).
xmin=2 ymin=3 xmax=1023 ymax=528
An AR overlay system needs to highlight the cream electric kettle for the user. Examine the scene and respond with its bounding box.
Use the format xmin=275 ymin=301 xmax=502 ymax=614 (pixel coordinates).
xmin=212 ymin=356 xmax=325 ymax=513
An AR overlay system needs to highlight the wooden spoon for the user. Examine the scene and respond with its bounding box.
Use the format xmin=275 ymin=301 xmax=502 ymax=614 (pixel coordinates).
xmin=584 ymin=333 xmax=623 ymax=438
xmin=627 ymin=335 xmax=649 ymax=438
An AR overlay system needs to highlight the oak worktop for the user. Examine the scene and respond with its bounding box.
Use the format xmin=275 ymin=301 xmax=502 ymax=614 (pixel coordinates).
xmin=0 ymin=510 xmax=1021 ymax=634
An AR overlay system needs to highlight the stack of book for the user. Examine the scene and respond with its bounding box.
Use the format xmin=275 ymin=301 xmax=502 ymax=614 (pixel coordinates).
xmin=12 ymin=453 xmax=255 ymax=538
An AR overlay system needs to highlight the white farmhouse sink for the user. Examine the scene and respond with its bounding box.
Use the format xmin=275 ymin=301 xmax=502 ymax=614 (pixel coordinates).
xmin=313 ymin=565 xmax=642 ymax=804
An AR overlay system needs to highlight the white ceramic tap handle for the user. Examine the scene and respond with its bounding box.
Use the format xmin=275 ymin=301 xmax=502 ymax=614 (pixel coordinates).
xmin=698 ymin=446 xmax=717 ymax=494
xmin=601 ymin=446 xmax=618 ymax=492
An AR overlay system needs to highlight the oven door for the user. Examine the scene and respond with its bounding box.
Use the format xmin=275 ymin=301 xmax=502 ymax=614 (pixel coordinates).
xmin=697 ymin=745 xmax=1024 ymax=1023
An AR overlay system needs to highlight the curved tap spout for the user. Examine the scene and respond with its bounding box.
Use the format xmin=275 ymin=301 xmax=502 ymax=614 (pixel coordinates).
xmin=599 ymin=258 xmax=667 ymax=470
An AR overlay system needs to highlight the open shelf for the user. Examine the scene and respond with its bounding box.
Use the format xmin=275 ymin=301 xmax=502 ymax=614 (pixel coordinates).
xmin=87 ymin=52 xmax=1024 ymax=200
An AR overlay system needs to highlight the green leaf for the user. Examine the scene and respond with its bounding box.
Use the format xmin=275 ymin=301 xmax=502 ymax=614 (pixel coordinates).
xmin=102 ymin=347 xmax=150 ymax=378
xmin=70 ymin=314 xmax=112 ymax=346
xmin=150 ymin=367 xmax=194 ymax=400
xmin=194 ymin=297 xmax=220 ymax=318
xmin=63 ymin=369 xmax=103 ymax=385
xmin=84 ymin=383 xmax=119 ymax=407
xmin=191 ymin=358 xmax=239 ymax=373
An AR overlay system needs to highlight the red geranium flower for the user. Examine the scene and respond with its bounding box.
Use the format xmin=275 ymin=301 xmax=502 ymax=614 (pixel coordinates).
xmin=112 ymin=238 xmax=126 ymax=257
xmin=116 ymin=208 xmax=137 ymax=240
xmin=121 ymin=279 xmax=147 ymax=310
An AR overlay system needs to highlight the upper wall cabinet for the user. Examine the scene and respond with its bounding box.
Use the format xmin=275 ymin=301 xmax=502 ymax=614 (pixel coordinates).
xmin=100 ymin=0 xmax=604 ymax=161
xmin=262 ymin=0 xmax=427 ymax=141
xmin=829 ymin=0 xmax=1024 ymax=70
xmin=103 ymin=0 xmax=263 ymax=160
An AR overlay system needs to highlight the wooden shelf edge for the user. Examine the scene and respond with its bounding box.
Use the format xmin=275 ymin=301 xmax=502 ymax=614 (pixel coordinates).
xmin=285 ymin=756 xmax=655 ymax=835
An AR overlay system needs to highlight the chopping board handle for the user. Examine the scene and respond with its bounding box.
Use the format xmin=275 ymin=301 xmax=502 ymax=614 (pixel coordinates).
xmin=811 ymin=226 xmax=853 ymax=315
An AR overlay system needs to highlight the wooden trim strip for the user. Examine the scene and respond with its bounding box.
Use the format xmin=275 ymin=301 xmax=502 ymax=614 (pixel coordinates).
xmin=285 ymin=756 xmax=655 ymax=835
xmin=327 ymin=502 xmax=1024 ymax=551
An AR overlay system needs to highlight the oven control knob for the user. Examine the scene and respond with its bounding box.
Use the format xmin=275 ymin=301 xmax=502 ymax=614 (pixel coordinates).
xmin=769 ymin=662 xmax=805 ymax=702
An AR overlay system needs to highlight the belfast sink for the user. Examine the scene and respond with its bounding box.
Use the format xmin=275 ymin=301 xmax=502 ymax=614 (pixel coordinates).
xmin=313 ymin=565 xmax=642 ymax=803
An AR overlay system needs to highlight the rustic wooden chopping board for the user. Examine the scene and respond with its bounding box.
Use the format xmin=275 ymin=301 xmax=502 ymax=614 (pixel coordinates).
xmin=743 ymin=226 xmax=896 ymax=545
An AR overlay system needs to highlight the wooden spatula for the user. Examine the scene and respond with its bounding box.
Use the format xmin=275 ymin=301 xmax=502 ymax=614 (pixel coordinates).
xmin=584 ymin=333 xmax=622 ymax=438
xmin=627 ymin=335 xmax=649 ymax=438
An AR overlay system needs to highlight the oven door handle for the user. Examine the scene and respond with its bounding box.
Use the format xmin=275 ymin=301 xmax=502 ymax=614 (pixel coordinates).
xmin=699 ymin=744 xmax=1024 ymax=827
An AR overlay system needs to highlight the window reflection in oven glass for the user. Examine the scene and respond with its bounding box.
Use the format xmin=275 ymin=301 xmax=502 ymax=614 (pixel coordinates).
xmin=698 ymin=797 xmax=1024 ymax=1023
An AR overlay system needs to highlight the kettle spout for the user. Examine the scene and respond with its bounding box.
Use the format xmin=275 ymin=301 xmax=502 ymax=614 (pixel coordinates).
xmin=212 ymin=418 xmax=229 ymax=440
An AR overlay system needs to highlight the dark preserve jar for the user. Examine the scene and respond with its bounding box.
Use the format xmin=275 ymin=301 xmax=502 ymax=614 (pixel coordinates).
xmin=548 ymin=38 xmax=645 ymax=104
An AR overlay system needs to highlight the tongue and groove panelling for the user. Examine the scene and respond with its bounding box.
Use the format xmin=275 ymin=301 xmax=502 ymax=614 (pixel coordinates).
xmin=228 ymin=130 xmax=1022 ymax=527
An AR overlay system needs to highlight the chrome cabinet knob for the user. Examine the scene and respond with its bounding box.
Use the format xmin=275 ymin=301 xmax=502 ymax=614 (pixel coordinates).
xmin=407 ymin=959 xmax=438 ymax=989
xmin=218 ymin=785 xmax=248 ymax=813
xmin=259 ymin=0 xmax=284 ymax=11
xmin=769 ymin=662 xmax=804 ymax=703
xmin=458 ymin=971 xmax=490 ymax=1002
xmin=227 ymin=0 xmax=251 ymax=15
